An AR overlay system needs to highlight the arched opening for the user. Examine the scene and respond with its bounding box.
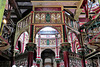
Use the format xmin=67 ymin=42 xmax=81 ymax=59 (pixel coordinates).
xmin=41 ymin=49 xmax=55 ymax=67
xmin=35 ymin=27 xmax=61 ymax=46
xmin=15 ymin=31 xmax=29 ymax=54
xmin=35 ymin=26 xmax=61 ymax=67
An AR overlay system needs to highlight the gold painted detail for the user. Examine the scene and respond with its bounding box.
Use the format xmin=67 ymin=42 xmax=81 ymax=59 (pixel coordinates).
xmin=36 ymin=38 xmax=61 ymax=45
xmin=35 ymin=26 xmax=62 ymax=36
xmin=35 ymin=12 xmax=62 ymax=23
xmin=17 ymin=13 xmax=32 ymax=32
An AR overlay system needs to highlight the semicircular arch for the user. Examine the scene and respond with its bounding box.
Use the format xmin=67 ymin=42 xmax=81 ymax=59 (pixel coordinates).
xmin=34 ymin=26 xmax=62 ymax=39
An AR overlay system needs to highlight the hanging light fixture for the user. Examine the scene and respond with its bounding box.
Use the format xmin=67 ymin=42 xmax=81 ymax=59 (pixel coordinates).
xmin=19 ymin=65 xmax=23 ymax=67
xmin=3 ymin=19 xmax=7 ymax=24
xmin=31 ymin=65 xmax=34 ymax=67
xmin=12 ymin=65 xmax=16 ymax=67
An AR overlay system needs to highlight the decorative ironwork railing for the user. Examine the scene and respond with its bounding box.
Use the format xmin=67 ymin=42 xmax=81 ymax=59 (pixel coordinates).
xmin=69 ymin=52 xmax=82 ymax=67
xmin=15 ymin=52 xmax=28 ymax=67
xmin=65 ymin=14 xmax=79 ymax=31
xmin=36 ymin=38 xmax=61 ymax=46
xmin=16 ymin=12 xmax=32 ymax=32
xmin=69 ymin=52 xmax=80 ymax=59
xmin=34 ymin=11 xmax=62 ymax=24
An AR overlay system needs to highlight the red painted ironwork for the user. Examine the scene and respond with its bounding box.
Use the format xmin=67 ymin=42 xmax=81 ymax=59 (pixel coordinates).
xmin=37 ymin=64 xmax=40 ymax=67
xmin=63 ymin=51 xmax=69 ymax=67
xmin=28 ymin=52 xmax=34 ymax=67
xmin=57 ymin=63 xmax=60 ymax=67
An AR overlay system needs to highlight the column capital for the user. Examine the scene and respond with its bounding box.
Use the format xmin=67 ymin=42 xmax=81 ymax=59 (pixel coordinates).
xmin=60 ymin=42 xmax=71 ymax=52
xmin=26 ymin=42 xmax=36 ymax=52
xmin=77 ymin=46 xmax=85 ymax=56
xmin=55 ymin=34 xmax=58 ymax=38
xmin=55 ymin=58 xmax=60 ymax=63
xmin=36 ymin=58 xmax=41 ymax=64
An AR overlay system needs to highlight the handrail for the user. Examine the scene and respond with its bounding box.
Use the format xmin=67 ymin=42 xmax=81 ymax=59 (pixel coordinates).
xmin=16 ymin=12 xmax=33 ymax=32
xmin=17 ymin=12 xmax=32 ymax=25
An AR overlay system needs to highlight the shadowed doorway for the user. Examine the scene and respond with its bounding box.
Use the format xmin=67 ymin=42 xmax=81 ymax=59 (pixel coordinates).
xmin=41 ymin=49 xmax=55 ymax=67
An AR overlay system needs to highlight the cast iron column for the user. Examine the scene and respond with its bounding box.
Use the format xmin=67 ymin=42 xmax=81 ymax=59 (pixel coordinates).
xmin=55 ymin=59 xmax=60 ymax=67
xmin=36 ymin=58 xmax=41 ymax=67
xmin=60 ymin=42 xmax=71 ymax=67
xmin=78 ymin=46 xmax=86 ymax=67
xmin=26 ymin=42 xmax=36 ymax=67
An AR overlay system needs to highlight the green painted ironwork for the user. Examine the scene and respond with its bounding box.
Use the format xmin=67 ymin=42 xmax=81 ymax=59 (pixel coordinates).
xmin=36 ymin=59 xmax=41 ymax=64
xmin=47 ymin=39 xmax=49 ymax=45
xmin=25 ymin=42 xmax=36 ymax=52
xmin=46 ymin=13 xmax=50 ymax=22
xmin=60 ymin=42 xmax=71 ymax=52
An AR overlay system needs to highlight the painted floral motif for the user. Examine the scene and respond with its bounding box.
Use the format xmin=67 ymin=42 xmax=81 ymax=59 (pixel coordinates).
xmin=41 ymin=13 xmax=45 ymax=23
xmin=49 ymin=39 xmax=56 ymax=45
xmin=35 ymin=13 xmax=40 ymax=23
xmin=41 ymin=39 xmax=47 ymax=45
xmin=57 ymin=13 xmax=61 ymax=23
xmin=46 ymin=13 xmax=50 ymax=22
xmin=51 ymin=13 xmax=56 ymax=23
xmin=35 ymin=12 xmax=62 ymax=23
xmin=17 ymin=13 xmax=31 ymax=31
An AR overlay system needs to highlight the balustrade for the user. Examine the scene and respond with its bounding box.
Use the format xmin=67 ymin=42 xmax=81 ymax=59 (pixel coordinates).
xmin=16 ymin=13 xmax=32 ymax=32
xmin=34 ymin=12 xmax=62 ymax=24
xmin=65 ymin=14 xmax=79 ymax=31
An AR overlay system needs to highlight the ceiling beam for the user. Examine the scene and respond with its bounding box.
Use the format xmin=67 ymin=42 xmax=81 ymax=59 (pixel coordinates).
xmin=18 ymin=6 xmax=32 ymax=9
xmin=22 ymin=9 xmax=32 ymax=17
xmin=64 ymin=6 xmax=77 ymax=8
xmin=11 ymin=18 xmax=19 ymax=23
xmin=9 ymin=0 xmax=22 ymax=18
